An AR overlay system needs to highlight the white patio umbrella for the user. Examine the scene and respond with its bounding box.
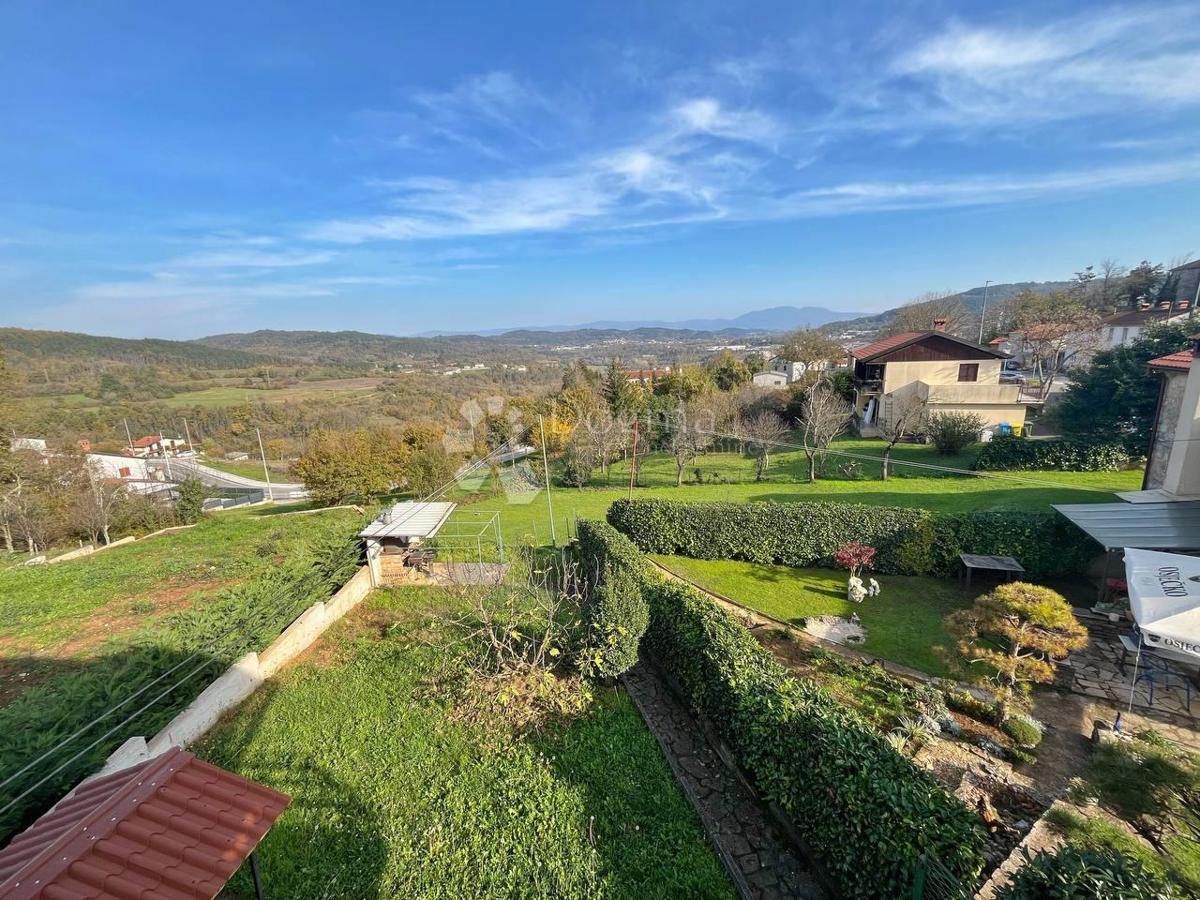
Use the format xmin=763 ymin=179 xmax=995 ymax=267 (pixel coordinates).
xmin=1124 ymin=548 xmax=1200 ymax=659
xmin=1122 ymin=548 xmax=1200 ymax=711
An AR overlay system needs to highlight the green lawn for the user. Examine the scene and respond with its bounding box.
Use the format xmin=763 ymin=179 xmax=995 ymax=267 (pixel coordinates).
xmin=0 ymin=505 xmax=361 ymax=652
xmin=450 ymin=438 xmax=1140 ymax=555
xmin=199 ymin=587 xmax=732 ymax=900
xmin=651 ymin=555 xmax=973 ymax=676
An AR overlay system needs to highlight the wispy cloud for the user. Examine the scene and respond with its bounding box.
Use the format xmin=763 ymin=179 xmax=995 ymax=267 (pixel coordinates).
xmin=167 ymin=249 xmax=335 ymax=268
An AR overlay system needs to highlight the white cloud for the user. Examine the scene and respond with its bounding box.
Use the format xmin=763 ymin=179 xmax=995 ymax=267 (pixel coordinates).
xmin=168 ymin=249 xmax=334 ymax=268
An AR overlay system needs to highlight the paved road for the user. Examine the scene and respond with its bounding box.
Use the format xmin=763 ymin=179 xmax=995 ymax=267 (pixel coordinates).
xmin=167 ymin=458 xmax=310 ymax=500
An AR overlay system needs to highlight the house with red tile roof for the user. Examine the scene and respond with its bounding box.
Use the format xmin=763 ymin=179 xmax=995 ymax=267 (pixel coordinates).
xmin=850 ymin=321 xmax=1027 ymax=436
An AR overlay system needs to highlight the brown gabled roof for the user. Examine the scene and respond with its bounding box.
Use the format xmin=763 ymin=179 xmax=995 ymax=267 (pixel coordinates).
xmin=130 ymin=435 xmax=161 ymax=448
xmin=1148 ymin=351 xmax=1194 ymax=372
xmin=851 ymin=330 xmax=1006 ymax=362
xmin=0 ymin=747 xmax=289 ymax=900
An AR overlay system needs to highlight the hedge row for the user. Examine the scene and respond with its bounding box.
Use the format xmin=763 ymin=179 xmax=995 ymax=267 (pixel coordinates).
xmin=575 ymin=520 xmax=650 ymax=678
xmin=632 ymin=561 xmax=984 ymax=896
xmin=974 ymin=435 xmax=1130 ymax=472
xmin=606 ymin=497 xmax=931 ymax=574
xmin=607 ymin=498 xmax=1098 ymax=578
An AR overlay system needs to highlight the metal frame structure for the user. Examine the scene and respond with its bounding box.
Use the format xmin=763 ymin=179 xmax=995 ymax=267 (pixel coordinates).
xmin=428 ymin=510 xmax=505 ymax=565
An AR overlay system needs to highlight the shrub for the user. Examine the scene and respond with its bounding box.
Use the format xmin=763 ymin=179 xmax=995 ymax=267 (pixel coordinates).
xmin=559 ymin=446 xmax=593 ymax=487
xmin=640 ymin=576 xmax=985 ymax=897
xmin=606 ymin=498 xmax=931 ymax=574
xmin=1002 ymin=714 xmax=1045 ymax=750
xmin=575 ymin=520 xmax=649 ymax=678
xmin=608 ymin=498 xmax=1100 ymax=579
xmin=174 ymin=476 xmax=206 ymax=524
xmin=975 ymin=435 xmax=1130 ymax=472
xmin=927 ymin=411 xmax=986 ymax=455
xmin=833 ymin=541 xmax=876 ymax=578
xmin=997 ymin=845 xmax=1178 ymax=899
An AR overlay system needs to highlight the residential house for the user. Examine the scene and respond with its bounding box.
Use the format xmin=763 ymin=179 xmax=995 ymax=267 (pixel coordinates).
xmin=751 ymin=370 xmax=789 ymax=388
xmin=751 ymin=354 xmax=842 ymax=390
xmin=625 ymin=367 xmax=670 ymax=385
xmin=850 ymin=322 xmax=1026 ymax=435
xmin=1141 ymin=335 xmax=1200 ymax=499
xmin=1167 ymin=259 xmax=1200 ymax=308
xmin=1101 ymin=304 xmax=1193 ymax=349
xmin=126 ymin=435 xmax=187 ymax=458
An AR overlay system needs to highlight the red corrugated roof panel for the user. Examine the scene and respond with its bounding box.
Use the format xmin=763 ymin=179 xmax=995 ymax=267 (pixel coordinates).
xmin=0 ymin=747 xmax=288 ymax=900
xmin=1148 ymin=351 xmax=1194 ymax=372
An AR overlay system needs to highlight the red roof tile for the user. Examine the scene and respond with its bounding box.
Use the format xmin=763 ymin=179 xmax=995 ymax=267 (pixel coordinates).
xmin=1148 ymin=351 xmax=1194 ymax=372
xmin=130 ymin=436 xmax=160 ymax=448
xmin=850 ymin=331 xmax=927 ymax=360
xmin=0 ymin=747 xmax=288 ymax=900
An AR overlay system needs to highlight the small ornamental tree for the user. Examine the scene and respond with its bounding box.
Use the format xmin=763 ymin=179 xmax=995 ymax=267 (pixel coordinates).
xmin=944 ymin=582 xmax=1087 ymax=722
xmin=834 ymin=541 xmax=877 ymax=578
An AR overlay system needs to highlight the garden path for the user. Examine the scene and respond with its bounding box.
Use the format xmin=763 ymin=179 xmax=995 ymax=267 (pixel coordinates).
xmin=623 ymin=662 xmax=825 ymax=900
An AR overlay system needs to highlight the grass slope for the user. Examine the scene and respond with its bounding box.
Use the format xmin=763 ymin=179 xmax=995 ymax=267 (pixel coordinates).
xmin=200 ymin=587 xmax=733 ymax=899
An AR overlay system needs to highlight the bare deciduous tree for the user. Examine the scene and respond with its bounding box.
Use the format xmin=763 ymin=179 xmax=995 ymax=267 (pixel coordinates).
xmin=877 ymin=395 xmax=927 ymax=481
xmin=666 ymin=401 xmax=716 ymax=486
xmin=741 ymin=411 xmax=788 ymax=481
xmin=798 ymin=382 xmax=851 ymax=482
xmin=883 ymin=291 xmax=968 ymax=337
xmin=76 ymin=460 xmax=127 ymax=545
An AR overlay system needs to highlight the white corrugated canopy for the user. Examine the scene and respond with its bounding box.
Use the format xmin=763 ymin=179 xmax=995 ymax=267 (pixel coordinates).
xmin=1052 ymin=501 xmax=1200 ymax=551
xmin=359 ymin=501 xmax=457 ymax=540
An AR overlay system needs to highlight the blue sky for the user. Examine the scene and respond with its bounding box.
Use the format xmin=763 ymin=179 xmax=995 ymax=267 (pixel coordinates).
xmin=2 ymin=1 xmax=1199 ymax=338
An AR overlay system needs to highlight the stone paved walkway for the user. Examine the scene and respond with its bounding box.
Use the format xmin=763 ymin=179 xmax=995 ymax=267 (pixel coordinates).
xmin=623 ymin=662 xmax=825 ymax=900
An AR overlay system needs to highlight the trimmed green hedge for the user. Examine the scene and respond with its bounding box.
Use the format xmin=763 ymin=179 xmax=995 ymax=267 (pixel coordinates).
xmin=642 ymin=575 xmax=985 ymax=897
xmin=575 ymin=518 xmax=985 ymax=897
xmin=607 ymin=498 xmax=1098 ymax=578
xmin=575 ymin=520 xmax=649 ymax=678
xmin=606 ymin=497 xmax=931 ymax=574
xmin=975 ymin=435 xmax=1130 ymax=472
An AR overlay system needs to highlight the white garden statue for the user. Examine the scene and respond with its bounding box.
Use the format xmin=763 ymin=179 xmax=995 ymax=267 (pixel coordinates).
xmin=868 ymin=578 xmax=881 ymax=598
xmin=847 ymin=576 xmax=867 ymax=603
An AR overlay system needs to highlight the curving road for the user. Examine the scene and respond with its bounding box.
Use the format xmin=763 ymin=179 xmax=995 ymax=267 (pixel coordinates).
xmin=166 ymin=458 xmax=310 ymax=500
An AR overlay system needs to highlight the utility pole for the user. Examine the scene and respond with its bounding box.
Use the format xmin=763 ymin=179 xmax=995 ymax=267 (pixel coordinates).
xmin=182 ymin=418 xmax=194 ymax=453
xmin=159 ymin=431 xmax=173 ymax=481
xmin=538 ymin=416 xmax=556 ymax=546
xmin=122 ymin=418 xmax=134 ymax=451
xmin=628 ymin=417 xmax=640 ymax=499
xmin=978 ymin=280 xmax=993 ymax=344
xmin=256 ymin=427 xmax=274 ymax=502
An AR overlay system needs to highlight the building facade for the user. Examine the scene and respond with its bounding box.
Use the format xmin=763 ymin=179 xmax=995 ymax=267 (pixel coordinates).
xmin=851 ymin=327 xmax=1026 ymax=435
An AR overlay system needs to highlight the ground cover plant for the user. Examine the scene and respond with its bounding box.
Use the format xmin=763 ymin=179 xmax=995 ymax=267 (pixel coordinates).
xmin=0 ymin=508 xmax=363 ymax=841
xmin=199 ymin=586 xmax=733 ymax=899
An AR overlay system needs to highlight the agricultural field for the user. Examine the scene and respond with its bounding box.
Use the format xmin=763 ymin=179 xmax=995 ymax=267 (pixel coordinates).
xmin=199 ymin=456 xmax=289 ymax=481
xmin=199 ymin=586 xmax=733 ymax=900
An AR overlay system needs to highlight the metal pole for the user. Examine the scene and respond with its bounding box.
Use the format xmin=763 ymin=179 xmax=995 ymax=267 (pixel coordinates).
xmin=494 ymin=513 xmax=505 ymax=563
xmin=256 ymin=427 xmax=274 ymax=502
xmin=978 ymin=280 xmax=992 ymax=344
xmin=628 ymin=417 xmax=640 ymax=499
xmin=248 ymin=849 xmax=265 ymax=900
xmin=159 ymin=432 xmax=173 ymax=481
xmin=122 ymin=418 xmax=134 ymax=451
xmin=182 ymin=417 xmax=194 ymax=453
xmin=539 ymin=416 xmax=557 ymax=547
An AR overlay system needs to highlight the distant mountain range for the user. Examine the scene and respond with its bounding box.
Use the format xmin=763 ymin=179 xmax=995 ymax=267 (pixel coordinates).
xmin=418 ymin=305 xmax=865 ymax=337
xmin=825 ymin=281 xmax=1072 ymax=333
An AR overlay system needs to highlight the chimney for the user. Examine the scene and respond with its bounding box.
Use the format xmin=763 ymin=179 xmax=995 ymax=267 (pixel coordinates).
xmin=932 ymin=318 xmax=948 ymax=332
